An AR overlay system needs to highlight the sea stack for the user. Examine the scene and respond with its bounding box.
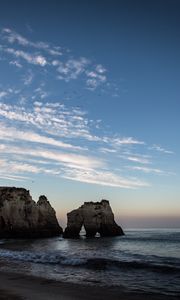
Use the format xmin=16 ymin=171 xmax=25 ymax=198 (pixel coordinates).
xmin=0 ymin=187 xmax=62 ymax=238
xmin=63 ymin=199 xmax=124 ymax=238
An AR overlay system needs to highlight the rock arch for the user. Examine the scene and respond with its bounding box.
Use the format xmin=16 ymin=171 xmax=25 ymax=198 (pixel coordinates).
xmin=63 ymin=200 xmax=124 ymax=238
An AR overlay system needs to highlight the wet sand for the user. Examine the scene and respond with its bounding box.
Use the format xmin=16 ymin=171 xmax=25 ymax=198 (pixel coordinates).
xmin=0 ymin=271 xmax=179 ymax=300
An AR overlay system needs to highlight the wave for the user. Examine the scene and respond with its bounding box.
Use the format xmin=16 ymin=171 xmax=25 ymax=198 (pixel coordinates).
xmin=0 ymin=249 xmax=180 ymax=274
xmin=120 ymin=251 xmax=180 ymax=266
xmin=0 ymin=249 xmax=87 ymax=266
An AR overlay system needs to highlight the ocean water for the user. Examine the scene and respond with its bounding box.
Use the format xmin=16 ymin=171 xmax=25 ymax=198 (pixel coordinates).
xmin=0 ymin=229 xmax=180 ymax=297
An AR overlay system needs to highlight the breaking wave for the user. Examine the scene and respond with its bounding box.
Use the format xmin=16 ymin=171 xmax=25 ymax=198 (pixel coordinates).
xmin=0 ymin=248 xmax=180 ymax=274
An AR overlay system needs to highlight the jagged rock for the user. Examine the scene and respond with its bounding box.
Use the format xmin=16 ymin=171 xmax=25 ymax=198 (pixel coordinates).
xmin=63 ymin=199 xmax=124 ymax=238
xmin=0 ymin=187 xmax=62 ymax=238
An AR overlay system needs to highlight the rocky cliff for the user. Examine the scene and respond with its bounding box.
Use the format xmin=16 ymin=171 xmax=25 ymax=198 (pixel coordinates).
xmin=63 ymin=199 xmax=124 ymax=238
xmin=0 ymin=187 xmax=62 ymax=238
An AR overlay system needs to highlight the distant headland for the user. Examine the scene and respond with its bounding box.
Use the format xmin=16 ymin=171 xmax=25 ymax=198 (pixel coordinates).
xmin=0 ymin=187 xmax=124 ymax=239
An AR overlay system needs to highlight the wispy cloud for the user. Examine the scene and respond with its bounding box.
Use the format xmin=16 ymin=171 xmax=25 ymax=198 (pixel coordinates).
xmin=2 ymin=28 xmax=33 ymax=47
xmin=128 ymin=166 xmax=163 ymax=174
xmin=0 ymin=101 xmax=147 ymax=149
xmin=0 ymin=144 xmax=103 ymax=170
xmin=1 ymin=28 xmax=62 ymax=56
xmin=99 ymin=147 xmax=117 ymax=154
xmin=0 ymin=101 xmax=95 ymax=141
xmin=0 ymin=28 xmax=107 ymax=90
xmin=106 ymin=137 xmax=145 ymax=148
xmin=0 ymin=98 xmax=153 ymax=188
xmin=9 ymin=60 xmax=22 ymax=68
xmin=0 ymin=91 xmax=8 ymax=99
xmin=127 ymin=165 xmax=176 ymax=176
xmin=61 ymin=167 xmax=149 ymax=188
xmin=86 ymin=68 xmax=106 ymax=90
xmin=55 ymin=57 xmax=90 ymax=81
xmin=0 ymin=174 xmax=30 ymax=182
xmin=150 ymin=144 xmax=174 ymax=154
xmin=22 ymin=70 xmax=33 ymax=85
xmin=0 ymin=158 xmax=38 ymax=181
xmin=0 ymin=123 xmax=85 ymax=151
xmin=0 ymin=154 xmax=149 ymax=188
xmin=114 ymin=137 xmax=145 ymax=145
xmin=122 ymin=155 xmax=150 ymax=164
xmin=0 ymin=99 xmax=174 ymax=187
xmin=5 ymin=48 xmax=47 ymax=66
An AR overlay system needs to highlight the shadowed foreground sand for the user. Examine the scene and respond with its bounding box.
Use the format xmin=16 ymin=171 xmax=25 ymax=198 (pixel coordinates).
xmin=0 ymin=271 xmax=179 ymax=300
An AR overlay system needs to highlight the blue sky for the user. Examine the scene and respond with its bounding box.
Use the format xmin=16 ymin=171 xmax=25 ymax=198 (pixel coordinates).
xmin=0 ymin=0 xmax=179 ymax=227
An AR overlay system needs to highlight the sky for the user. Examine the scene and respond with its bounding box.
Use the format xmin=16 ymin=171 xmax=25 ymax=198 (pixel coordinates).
xmin=0 ymin=0 xmax=179 ymax=228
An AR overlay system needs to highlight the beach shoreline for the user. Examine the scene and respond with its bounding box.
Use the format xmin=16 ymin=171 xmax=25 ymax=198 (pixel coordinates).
xmin=0 ymin=270 xmax=179 ymax=300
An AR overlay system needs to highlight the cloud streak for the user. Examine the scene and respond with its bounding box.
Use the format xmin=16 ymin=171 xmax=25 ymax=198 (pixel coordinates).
xmin=0 ymin=123 xmax=85 ymax=151
xmin=128 ymin=166 xmax=163 ymax=174
xmin=1 ymin=28 xmax=62 ymax=56
xmin=0 ymin=144 xmax=104 ymax=170
xmin=122 ymin=155 xmax=150 ymax=164
xmin=62 ymin=167 xmax=149 ymax=188
xmin=150 ymin=144 xmax=174 ymax=154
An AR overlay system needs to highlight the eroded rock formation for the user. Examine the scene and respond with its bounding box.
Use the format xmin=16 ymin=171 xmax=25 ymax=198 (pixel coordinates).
xmin=63 ymin=199 xmax=124 ymax=238
xmin=0 ymin=187 xmax=62 ymax=238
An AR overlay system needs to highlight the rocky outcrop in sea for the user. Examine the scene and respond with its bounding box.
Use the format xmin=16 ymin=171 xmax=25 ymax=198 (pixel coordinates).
xmin=0 ymin=187 xmax=62 ymax=238
xmin=63 ymin=199 xmax=124 ymax=238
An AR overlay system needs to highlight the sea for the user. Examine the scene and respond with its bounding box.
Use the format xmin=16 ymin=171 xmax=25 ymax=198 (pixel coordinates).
xmin=0 ymin=229 xmax=180 ymax=297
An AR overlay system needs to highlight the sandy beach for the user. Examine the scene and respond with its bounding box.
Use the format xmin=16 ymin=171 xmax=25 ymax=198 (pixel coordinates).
xmin=0 ymin=271 xmax=179 ymax=300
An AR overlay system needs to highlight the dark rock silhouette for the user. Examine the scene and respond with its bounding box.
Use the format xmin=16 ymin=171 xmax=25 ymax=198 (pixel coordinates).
xmin=0 ymin=187 xmax=62 ymax=238
xmin=63 ymin=199 xmax=124 ymax=238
